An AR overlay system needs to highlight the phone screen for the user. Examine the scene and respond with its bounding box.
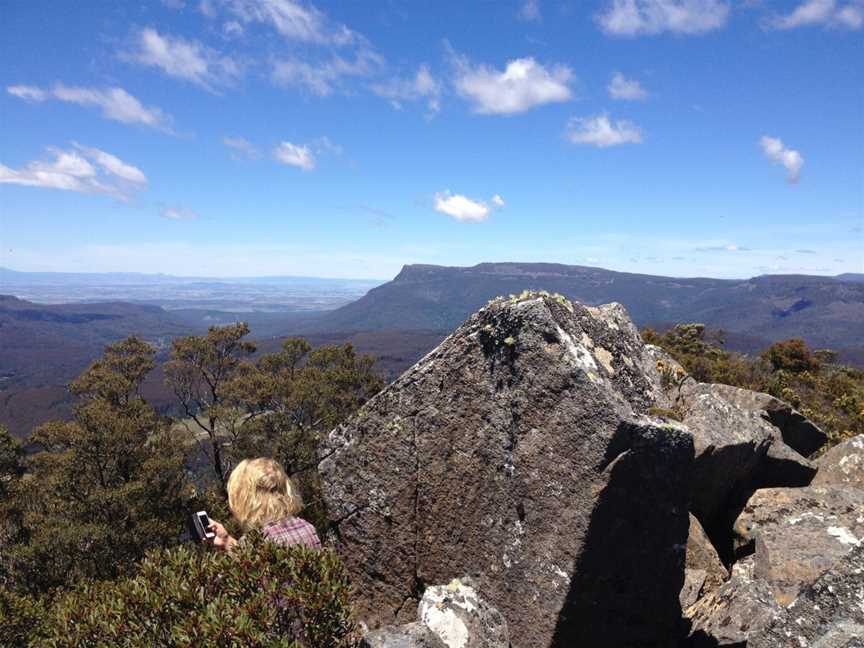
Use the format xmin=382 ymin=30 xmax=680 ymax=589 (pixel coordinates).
xmin=197 ymin=512 xmax=210 ymax=528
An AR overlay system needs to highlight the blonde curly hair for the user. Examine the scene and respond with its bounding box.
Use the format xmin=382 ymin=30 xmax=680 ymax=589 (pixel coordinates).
xmin=227 ymin=458 xmax=303 ymax=530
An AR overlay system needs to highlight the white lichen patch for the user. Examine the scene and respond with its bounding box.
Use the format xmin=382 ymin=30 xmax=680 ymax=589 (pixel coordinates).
xmin=554 ymin=323 xmax=599 ymax=374
xmin=580 ymin=332 xmax=594 ymax=349
xmin=827 ymin=526 xmax=861 ymax=546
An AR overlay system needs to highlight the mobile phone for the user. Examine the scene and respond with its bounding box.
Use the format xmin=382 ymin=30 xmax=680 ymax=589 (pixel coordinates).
xmin=193 ymin=510 xmax=215 ymax=541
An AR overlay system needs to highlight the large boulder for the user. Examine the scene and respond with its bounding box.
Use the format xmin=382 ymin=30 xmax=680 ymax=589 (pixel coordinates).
xmin=748 ymin=542 xmax=864 ymax=648
xmin=734 ymin=485 xmax=864 ymax=605
xmin=703 ymin=383 xmax=827 ymax=457
xmin=320 ymin=293 xmax=694 ymax=647
xmin=813 ymin=434 xmax=864 ymax=488
xmin=365 ymin=577 xmax=509 ymax=648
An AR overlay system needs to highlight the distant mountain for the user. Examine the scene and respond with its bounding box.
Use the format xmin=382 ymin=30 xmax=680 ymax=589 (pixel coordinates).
xmin=299 ymin=263 xmax=864 ymax=357
xmin=835 ymin=273 xmax=864 ymax=283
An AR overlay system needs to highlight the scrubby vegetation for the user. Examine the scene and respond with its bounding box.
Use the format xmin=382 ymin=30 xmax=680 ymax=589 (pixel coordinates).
xmin=0 ymin=325 xmax=382 ymax=646
xmin=642 ymin=324 xmax=864 ymax=449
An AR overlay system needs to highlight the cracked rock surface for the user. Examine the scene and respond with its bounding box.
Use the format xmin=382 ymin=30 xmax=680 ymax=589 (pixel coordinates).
xmin=320 ymin=293 xmax=694 ymax=647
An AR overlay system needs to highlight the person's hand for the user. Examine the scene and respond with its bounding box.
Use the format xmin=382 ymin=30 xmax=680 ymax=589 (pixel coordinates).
xmin=206 ymin=519 xmax=237 ymax=551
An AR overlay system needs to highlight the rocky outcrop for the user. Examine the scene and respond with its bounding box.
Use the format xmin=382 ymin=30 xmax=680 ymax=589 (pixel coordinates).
xmin=813 ymin=434 xmax=864 ymax=488
xmin=321 ymin=293 xmax=694 ymax=647
xmin=747 ymin=543 xmax=864 ymax=648
xmin=733 ymin=485 xmax=864 ymax=605
xmin=365 ymin=577 xmax=509 ymax=648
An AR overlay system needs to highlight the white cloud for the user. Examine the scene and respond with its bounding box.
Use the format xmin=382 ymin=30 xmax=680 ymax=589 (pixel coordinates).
xmin=223 ymin=136 xmax=259 ymax=159
xmin=6 ymin=84 xmax=172 ymax=131
xmin=769 ymin=0 xmax=863 ymax=30
xmin=565 ymin=114 xmax=643 ymax=147
xmin=273 ymin=141 xmax=315 ymax=170
xmin=162 ymin=207 xmax=201 ymax=220
xmin=74 ymin=144 xmax=148 ymax=184
xmin=519 ymin=0 xmax=542 ymax=22
xmin=760 ymin=135 xmax=804 ymax=183
xmin=453 ymin=55 xmax=574 ymax=115
xmin=433 ymin=191 xmax=505 ymax=222
xmin=7 ymin=85 xmax=47 ymax=101
xmin=223 ymin=0 xmax=360 ymax=45
xmin=272 ymin=49 xmax=383 ymax=96
xmin=598 ymin=0 xmax=730 ymax=35
xmin=608 ymin=72 xmax=648 ymax=100
xmin=371 ymin=65 xmax=441 ymax=113
xmin=127 ymin=28 xmax=241 ymax=90
xmin=0 ymin=145 xmax=147 ymax=200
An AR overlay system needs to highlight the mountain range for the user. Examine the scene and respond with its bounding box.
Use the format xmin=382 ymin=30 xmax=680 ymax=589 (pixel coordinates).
xmin=2 ymin=262 xmax=862 ymax=438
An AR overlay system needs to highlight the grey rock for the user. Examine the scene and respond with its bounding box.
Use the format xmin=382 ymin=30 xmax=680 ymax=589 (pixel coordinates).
xmin=320 ymin=293 xmax=694 ymax=648
xmin=814 ymin=434 xmax=864 ymax=489
xmin=748 ymin=543 xmax=864 ymax=648
xmin=680 ymin=383 xmax=774 ymax=527
xmin=684 ymin=571 xmax=783 ymax=646
xmin=758 ymin=429 xmax=818 ymax=488
xmin=706 ymin=383 xmax=827 ymax=457
xmin=680 ymin=569 xmax=708 ymax=609
xmin=364 ymin=623 xmax=447 ymax=648
xmin=686 ymin=513 xmax=728 ymax=596
xmin=734 ymin=485 xmax=864 ymax=606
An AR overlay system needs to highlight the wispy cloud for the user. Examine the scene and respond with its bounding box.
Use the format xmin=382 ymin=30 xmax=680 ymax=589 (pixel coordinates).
xmin=273 ymin=141 xmax=315 ymax=170
xmin=565 ymin=114 xmax=643 ymax=147
xmin=608 ymin=72 xmax=648 ymax=100
xmin=598 ymin=0 xmax=730 ymax=36
xmin=221 ymin=0 xmax=361 ymax=45
xmin=768 ymin=0 xmax=863 ymax=30
xmin=0 ymin=145 xmax=147 ymax=200
xmin=223 ymin=136 xmax=259 ymax=159
xmin=433 ymin=191 xmax=505 ymax=222
xmin=760 ymin=135 xmax=804 ymax=183
xmin=371 ymin=64 xmax=442 ymax=113
xmin=162 ymin=207 xmax=201 ymax=220
xmin=126 ymin=28 xmax=241 ymax=90
xmin=452 ymin=53 xmax=574 ymax=115
xmin=518 ymin=0 xmax=542 ymax=22
xmin=7 ymin=84 xmax=173 ymax=132
xmin=271 ymin=49 xmax=383 ymax=96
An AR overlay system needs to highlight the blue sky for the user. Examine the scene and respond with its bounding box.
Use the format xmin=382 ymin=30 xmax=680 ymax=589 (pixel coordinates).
xmin=1 ymin=0 xmax=862 ymax=280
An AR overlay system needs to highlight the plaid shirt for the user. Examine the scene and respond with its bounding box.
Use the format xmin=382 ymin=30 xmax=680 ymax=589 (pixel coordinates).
xmin=261 ymin=516 xmax=321 ymax=549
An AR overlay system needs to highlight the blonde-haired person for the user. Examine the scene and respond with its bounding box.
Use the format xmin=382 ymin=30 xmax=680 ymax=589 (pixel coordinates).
xmin=207 ymin=457 xmax=321 ymax=551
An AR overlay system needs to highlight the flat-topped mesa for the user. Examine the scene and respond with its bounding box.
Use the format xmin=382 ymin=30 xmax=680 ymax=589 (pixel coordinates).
xmin=320 ymin=291 xmax=695 ymax=648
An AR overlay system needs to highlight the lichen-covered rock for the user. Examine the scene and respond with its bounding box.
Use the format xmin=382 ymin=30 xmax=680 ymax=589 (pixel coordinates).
xmin=814 ymin=434 xmax=864 ymax=489
xmin=685 ymin=513 xmax=728 ymax=597
xmin=734 ymin=485 xmax=864 ymax=605
xmin=416 ymin=578 xmax=509 ymax=648
xmin=365 ymin=577 xmax=508 ymax=648
xmin=705 ymin=383 xmax=827 ymax=457
xmin=684 ymin=571 xmax=783 ymax=646
xmin=320 ymin=293 xmax=694 ymax=648
xmin=748 ymin=542 xmax=864 ymax=648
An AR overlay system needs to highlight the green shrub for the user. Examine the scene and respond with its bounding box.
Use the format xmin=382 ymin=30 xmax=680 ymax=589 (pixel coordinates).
xmin=34 ymin=533 xmax=360 ymax=648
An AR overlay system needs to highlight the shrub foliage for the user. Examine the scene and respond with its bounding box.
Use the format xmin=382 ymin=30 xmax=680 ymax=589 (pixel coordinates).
xmin=3 ymin=534 xmax=360 ymax=647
